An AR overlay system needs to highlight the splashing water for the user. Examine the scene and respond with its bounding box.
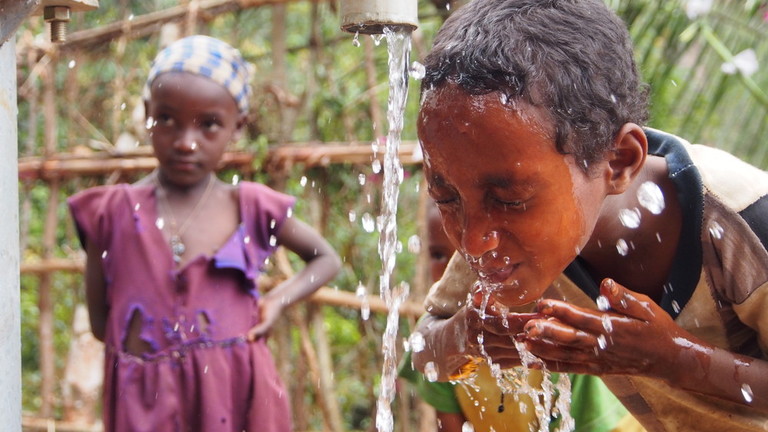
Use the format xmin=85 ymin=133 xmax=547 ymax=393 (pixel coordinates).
xmin=637 ymin=181 xmax=665 ymax=215
xmin=618 ymin=207 xmax=641 ymax=229
xmin=374 ymin=27 xmax=412 ymax=432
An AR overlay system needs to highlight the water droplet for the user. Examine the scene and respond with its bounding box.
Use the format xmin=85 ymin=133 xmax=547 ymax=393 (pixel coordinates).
xmin=616 ymin=239 xmax=629 ymax=256
xmin=231 ymin=174 xmax=240 ymax=185
xmin=101 ymin=250 xmax=108 ymax=259
xmin=461 ymin=422 xmax=474 ymax=432
xmin=352 ymin=32 xmax=361 ymax=47
xmin=596 ymin=295 xmax=611 ymax=311
xmin=637 ymin=181 xmax=665 ymax=215
xmin=671 ymin=300 xmax=681 ymax=313
xmin=362 ymin=213 xmax=375 ymax=233
xmin=619 ymin=207 xmax=641 ymax=229
xmin=358 ymin=173 xmax=366 ymax=185
xmin=270 ymin=219 xmax=277 ymax=229
xmin=68 ymin=59 xmax=76 ymax=68
xmin=372 ymin=159 xmax=382 ymax=174
xmin=120 ymin=102 xmax=126 ymax=111
xmin=190 ymin=141 xmax=198 ymax=150
xmin=601 ymin=315 xmax=613 ymax=332
xmin=299 ymin=176 xmax=308 ymax=187
xmin=244 ymin=235 xmax=251 ymax=244
xmin=269 ymin=235 xmax=277 ymax=246
xmin=424 ymin=362 xmax=438 ymax=382
xmin=134 ymin=203 xmax=141 ymax=211
xmin=156 ymin=217 xmax=165 ymax=230
xmin=372 ymin=34 xmax=384 ymax=46
xmin=708 ymin=221 xmax=724 ymax=239
xmin=286 ymin=208 xmax=293 ymax=218
xmin=597 ymin=334 xmax=607 ymax=349
xmin=407 ymin=235 xmax=421 ymax=253
xmin=409 ymin=332 xmax=425 ymax=352
xmin=145 ymin=117 xmax=155 ymax=130
xmin=348 ymin=210 xmax=357 ymax=222
xmin=741 ymin=383 xmax=753 ymax=403
xmin=409 ymin=61 xmax=426 ymax=80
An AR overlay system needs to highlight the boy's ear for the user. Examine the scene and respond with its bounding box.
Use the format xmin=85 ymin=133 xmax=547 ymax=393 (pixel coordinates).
xmin=606 ymin=123 xmax=647 ymax=195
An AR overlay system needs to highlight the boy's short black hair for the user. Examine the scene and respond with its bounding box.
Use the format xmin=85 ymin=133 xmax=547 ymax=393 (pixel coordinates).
xmin=421 ymin=0 xmax=649 ymax=171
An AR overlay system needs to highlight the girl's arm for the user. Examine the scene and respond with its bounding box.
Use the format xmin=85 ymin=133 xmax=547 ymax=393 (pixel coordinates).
xmin=247 ymin=217 xmax=341 ymax=340
xmin=84 ymin=241 xmax=108 ymax=342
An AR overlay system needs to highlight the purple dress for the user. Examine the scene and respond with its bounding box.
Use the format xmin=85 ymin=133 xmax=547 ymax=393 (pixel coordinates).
xmin=68 ymin=181 xmax=295 ymax=432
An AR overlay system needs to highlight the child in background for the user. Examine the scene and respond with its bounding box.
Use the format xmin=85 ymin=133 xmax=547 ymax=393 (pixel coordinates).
xmin=411 ymin=0 xmax=768 ymax=431
xmin=69 ymin=35 xmax=341 ymax=432
xmin=400 ymin=200 xmax=641 ymax=432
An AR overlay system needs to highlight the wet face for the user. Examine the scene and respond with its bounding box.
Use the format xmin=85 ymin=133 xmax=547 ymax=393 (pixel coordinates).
xmin=146 ymin=72 xmax=244 ymax=187
xmin=418 ymin=82 xmax=609 ymax=306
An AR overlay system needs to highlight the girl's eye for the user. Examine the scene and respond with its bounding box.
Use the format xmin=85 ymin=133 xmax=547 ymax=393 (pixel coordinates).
xmin=155 ymin=114 xmax=174 ymax=127
xmin=200 ymin=118 xmax=223 ymax=133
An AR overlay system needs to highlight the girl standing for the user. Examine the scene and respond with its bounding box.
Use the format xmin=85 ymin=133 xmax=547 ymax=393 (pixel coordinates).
xmin=69 ymin=35 xmax=341 ymax=432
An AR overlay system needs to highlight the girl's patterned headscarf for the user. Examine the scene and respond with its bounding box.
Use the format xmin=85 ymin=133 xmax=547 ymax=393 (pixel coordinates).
xmin=143 ymin=35 xmax=252 ymax=113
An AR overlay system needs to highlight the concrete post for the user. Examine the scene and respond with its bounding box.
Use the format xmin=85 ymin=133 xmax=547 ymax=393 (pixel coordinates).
xmin=0 ymin=35 xmax=22 ymax=432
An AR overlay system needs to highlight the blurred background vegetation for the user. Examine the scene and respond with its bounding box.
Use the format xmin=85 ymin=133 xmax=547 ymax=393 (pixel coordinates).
xmin=14 ymin=0 xmax=767 ymax=430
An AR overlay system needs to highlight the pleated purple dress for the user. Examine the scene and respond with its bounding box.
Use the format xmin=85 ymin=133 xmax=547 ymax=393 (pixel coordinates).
xmin=69 ymin=181 xmax=295 ymax=432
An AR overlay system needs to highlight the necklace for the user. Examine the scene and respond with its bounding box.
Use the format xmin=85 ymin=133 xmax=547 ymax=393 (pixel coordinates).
xmin=154 ymin=173 xmax=216 ymax=264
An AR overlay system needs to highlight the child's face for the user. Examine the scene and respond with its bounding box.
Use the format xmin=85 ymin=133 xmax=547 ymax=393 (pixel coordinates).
xmin=418 ymin=83 xmax=610 ymax=306
xmin=146 ymin=72 xmax=244 ymax=187
xmin=428 ymin=203 xmax=456 ymax=282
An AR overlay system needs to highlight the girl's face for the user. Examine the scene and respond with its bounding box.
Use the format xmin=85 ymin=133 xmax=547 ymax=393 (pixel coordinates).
xmin=146 ymin=72 xmax=245 ymax=187
xmin=418 ymin=83 xmax=610 ymax=306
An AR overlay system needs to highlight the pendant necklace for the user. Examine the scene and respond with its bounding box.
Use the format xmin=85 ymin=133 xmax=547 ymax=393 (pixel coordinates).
xmin=154 ymin=172 xmax=215 ymax=264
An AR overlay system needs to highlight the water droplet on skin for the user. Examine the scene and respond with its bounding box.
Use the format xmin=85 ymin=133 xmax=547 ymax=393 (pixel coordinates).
xmin=361 ymin=213 xmax=375 ymax=233
xmin=424 ymin=362 xmax=438 ymax=382
xmin=708 ymin=221 xmax=724 ymax=239
xmin=358 ymin=173 xmax=366 ymax=185
xmin=601 ymin=315 xmax=613 ymax=332
xmin=409 ymin=332 xmax=425 ymax=352
xmin=407 ymin=235 xmax=421 ymax=253
xmin=619 ymin=207 xmax=641 ymax=228
xmin=741 ymin=384 xmax=753 ymax=403
xmin=190 ymin=141 xmax=198 ymax=150
xmin=616 ymin=239 xmax=629 ymax=256
xmin=596 ymin=295 xmax=611 ymax=311
xmin=372 ymin=159 xmax=382 ymax=173
xmin=348 ymin=210 xmax=357 ymax=222
xmin=300 ymin=176 xmax=308 ymax=187
xmin=156 ymin=217 xmax=165 ymax=230
xmin=637 ymin=181 xmax=665 ymax=215
xmin=597 ymin=334 xmax=608 ymax=349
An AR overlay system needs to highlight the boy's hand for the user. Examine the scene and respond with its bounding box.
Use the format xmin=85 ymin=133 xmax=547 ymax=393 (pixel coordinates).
xmin=518 ymin=278 xmax=688 ymax=379
xmin=465 ymin=289 xmax=542 ymax=369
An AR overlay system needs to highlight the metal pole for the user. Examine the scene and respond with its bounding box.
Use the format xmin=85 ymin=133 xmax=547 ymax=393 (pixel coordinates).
xmin=0 ymin=34 xmax=23 ymax=432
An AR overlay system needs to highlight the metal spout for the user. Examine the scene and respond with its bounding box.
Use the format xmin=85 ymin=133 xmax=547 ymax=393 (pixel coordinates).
xmin=340 ymin=0 xmax=418 ymax=35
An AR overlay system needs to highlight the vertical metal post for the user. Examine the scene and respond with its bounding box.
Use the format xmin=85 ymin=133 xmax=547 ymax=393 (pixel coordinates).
xmin=0 ymin=35 xmax=22 ymax=432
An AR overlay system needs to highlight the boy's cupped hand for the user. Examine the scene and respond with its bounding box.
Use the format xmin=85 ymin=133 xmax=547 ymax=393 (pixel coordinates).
xmin=516 ymin=278 xmax=692 ymax=379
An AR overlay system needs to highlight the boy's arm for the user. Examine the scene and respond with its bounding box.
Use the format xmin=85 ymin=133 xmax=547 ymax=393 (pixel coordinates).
xmin=247 ymin=216 xmax=341 ymax=340
xmin=84 ymin=241 xmax=108 ymax=342
xmin=525 ymin=278 xmax=768 ymax=412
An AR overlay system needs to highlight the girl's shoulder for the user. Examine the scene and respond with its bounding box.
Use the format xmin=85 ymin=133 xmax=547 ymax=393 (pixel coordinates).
xmin=237 ymin=181 xmax=297 ymax=209
xmin=68 ymin=183 xmax=153 ymax=211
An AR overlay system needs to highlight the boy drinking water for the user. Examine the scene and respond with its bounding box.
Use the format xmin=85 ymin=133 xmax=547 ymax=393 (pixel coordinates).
xmin=411 ymin=1 xmax=768 ymax=431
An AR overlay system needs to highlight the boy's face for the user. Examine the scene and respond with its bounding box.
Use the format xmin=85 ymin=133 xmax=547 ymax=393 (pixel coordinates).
xmin=146 ymin=72 xmax=244 ymax=187
xmin=428 ymin=203 xmax=456 ymax=282
xmin=418 ymin=83 xmax=609 ymax=306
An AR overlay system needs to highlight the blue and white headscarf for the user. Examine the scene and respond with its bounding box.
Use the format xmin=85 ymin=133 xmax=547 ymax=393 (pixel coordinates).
xmin=143 ymin=35 xmax=252 ymax=113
